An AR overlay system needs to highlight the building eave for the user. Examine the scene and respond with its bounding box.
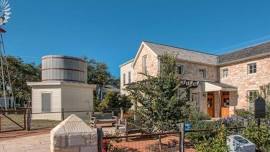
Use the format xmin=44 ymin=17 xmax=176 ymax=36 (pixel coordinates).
xmin=119 ymin=58 xmax=134 ymax=67
xmin=27 ymin=81 xmax=96 ymax=89
xmin=218 ymin=52 xmax=270 ymax=66
xmin=132 ymin=41 xmax=159 ymax=68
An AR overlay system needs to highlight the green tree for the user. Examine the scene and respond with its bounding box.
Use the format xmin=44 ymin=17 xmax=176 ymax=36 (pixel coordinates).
xmin=84 ymin=58 xmax=119 ymax=101
xmin=98 ymin=91 xmax=132 ymax=112
xmin=126 ymin=54 xmax=192 ymax=133
xmin=1 ymin=56 xmax=41 ymax=106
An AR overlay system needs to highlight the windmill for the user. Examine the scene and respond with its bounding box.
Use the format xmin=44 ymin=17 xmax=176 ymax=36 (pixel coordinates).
xmin=0 ymin=0 xmax=14 ymax=110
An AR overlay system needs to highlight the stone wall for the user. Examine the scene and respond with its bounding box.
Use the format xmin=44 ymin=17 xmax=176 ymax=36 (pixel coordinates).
xmin=133 ymin=44 xmax=159 ymax=82
xmin=220 ymin=56 xmax=270 ymax=110
xmin=176 ymin=60 xmax=219 ymax=82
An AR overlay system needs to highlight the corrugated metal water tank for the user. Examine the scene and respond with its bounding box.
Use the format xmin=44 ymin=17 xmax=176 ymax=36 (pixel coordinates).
xmin=42 ymin=55 xmax=87 ymax=83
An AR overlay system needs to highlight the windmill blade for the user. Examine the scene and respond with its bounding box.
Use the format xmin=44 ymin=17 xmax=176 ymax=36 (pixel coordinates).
xmin=4 ymin=7 xmax=10 ymax=12
xmin=4 ymin=16 xmax=9 ymax=20
xmin=0 ymin=0 xmax=11 ymax=25
xmin=0 ymin=1 xmax=5 ymax=6
xmin=3 ymin=0 xmax=8 ymax=6
xmin=4 ymin=11 xmax=10 ymax=16
xmin=4 ymin=4 xmax=9 ymax=9
xmin=0 ymin=17 xmax=4 ymax=25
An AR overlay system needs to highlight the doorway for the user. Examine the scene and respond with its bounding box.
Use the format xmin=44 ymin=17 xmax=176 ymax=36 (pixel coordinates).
xmin=207 ymin=92 xmax=215 ymax=117
xmin=221 ymin=92 xmax=230 ymax=118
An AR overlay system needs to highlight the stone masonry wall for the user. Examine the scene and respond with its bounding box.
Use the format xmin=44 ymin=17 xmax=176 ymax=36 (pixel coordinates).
xmin=176 ymin=60 xmax=219 ymax=82
xmin=220 ymin=56 xmax=270 ymax=110
xmin=133 ymin=45 xmax=159 ymax=82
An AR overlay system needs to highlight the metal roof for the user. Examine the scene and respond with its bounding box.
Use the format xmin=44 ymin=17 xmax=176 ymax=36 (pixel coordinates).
xmin=143 ymin=41 xmax=219 ymax=65
xmin=143 ymin=41 xmax=270 ymax=65
xmin=218 ymin=41 xmax=270 ymax=64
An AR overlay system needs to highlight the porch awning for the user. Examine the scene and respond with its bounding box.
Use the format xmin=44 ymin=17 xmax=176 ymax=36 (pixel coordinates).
xmin=204 ymin=82 xmax=237 ymax=92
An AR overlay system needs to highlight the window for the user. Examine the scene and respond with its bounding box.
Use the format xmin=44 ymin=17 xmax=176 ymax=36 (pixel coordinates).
xmin=222 ymin=68 xmax=228 ymax=78
xmin=248 ymin=63 xmax=256 ymax=74
xmin=41 ymin=93 xmax=51 ymax=112
xmin=177 ymin=65 xmax=184 ymax=75
xmin=142 ymin=55 xmax=147 ymax=74
xmin=247 ymin=90 xmax=259 ymax=111
xmin=199 ymin=69 xmax=207 ymax=78
xmin=128 ymin=71 xmax=131 ymax=84
xmin=123 ymin=73 xmax=126 ymax=85
xmin=192 ymin=93 xmax=199 ymax=111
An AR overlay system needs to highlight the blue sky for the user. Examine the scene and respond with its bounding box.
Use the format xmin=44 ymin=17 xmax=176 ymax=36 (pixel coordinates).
xmin=4 ymin=0 xmax=270 ymax=77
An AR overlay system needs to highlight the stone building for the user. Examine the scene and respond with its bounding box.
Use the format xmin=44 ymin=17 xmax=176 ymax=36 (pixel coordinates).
xmin=120 ymin=41 xmax=270 ymax=118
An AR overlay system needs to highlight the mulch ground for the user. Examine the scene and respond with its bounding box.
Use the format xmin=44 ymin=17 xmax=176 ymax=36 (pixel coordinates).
xmin=0 ymin=128 xmax=51 ymax=141
xmin=108 ymin=135 xmax=195 ymax=152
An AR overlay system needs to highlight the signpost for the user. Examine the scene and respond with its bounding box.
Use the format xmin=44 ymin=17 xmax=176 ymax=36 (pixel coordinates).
xmin=179 ymin=123 xmax=185 ymax=152
xmin=254 ymin=97 xmax=266 ymax=127
xmin=184 ymin=123 xmax=192 ymax=132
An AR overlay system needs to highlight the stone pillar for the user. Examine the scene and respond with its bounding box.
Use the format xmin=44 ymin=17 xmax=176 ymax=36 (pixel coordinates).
xmin=50 ymin=114 xmax=98 ymax=152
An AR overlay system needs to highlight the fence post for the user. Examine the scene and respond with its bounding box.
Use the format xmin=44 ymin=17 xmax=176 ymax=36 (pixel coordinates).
xmin=179 ymin=123 xmax=185 ymax=152
xmin=24 ymin=109 xmax=26 ymax=130
xmin=125 ymin=119 xmax=128 ymax=142
xmin=61 ymin=108 xmax=64 ymax=120
xmin=97 ymin=127 xmax=103 ymax=152
xmin=26 ymin=108 xmax=32 ymax=131
xmin=0 ymin=115 xmax=1 ymax=132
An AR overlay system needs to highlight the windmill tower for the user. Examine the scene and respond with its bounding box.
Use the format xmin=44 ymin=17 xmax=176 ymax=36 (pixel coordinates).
xmin=0 ymin=0 xmax=14 ymax=110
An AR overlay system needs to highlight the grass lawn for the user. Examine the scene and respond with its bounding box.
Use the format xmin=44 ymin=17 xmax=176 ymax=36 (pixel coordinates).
xmin=0 ymin=114 xmax=61 ymax=132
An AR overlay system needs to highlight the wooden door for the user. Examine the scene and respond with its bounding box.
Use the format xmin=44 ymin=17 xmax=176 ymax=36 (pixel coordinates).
xmin=221 ymin=92 xmax=230 ymax=118
xmin=207 ymin=93 xmax=215 ymax=117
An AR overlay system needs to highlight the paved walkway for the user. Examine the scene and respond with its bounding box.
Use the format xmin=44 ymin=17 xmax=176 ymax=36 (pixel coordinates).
xmin=0 ymin=134 xmax=50 ymax=152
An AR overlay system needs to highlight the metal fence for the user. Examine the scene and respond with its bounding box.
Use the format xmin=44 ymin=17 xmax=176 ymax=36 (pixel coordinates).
xmin=0 ymin=108 xmax=95 ymax=132
xmin=97 ymin=121 xmax=247 ymax=152
xmin=0 ymin=108 xmax=122 ymax=132
xmin=0 ymin=108 xmax=30 ymax=132
xmin=99 ymin=128 xmax=181 ymax=152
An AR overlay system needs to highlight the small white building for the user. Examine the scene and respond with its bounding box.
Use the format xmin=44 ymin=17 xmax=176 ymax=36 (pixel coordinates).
xmin=27 ymin=55 xmax=95 ymax=120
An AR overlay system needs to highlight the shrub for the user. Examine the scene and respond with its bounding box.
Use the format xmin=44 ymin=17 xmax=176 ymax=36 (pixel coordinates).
xmin=98 ymin=92 xmax=132 ymax=113
xmin=235 ymin=109 xmax=253 ymax=119
xmin=195 ymin=125 xmax=228 ymax=152
xmin=189 ymin=107 xmax=211 ymax=121
xmin=243 ymin=121 xmax=270 ymax=152
xmin=186 ymin=120 xmax=219 ymax=143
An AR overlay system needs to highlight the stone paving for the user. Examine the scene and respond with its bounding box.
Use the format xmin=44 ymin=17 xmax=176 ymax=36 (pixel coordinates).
xmin=0 ymin=134 xmax=50 ymax=152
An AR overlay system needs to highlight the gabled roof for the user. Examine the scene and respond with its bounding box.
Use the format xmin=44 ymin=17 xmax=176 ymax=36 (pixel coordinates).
xmin=119 ymin=58 xmax=134 ymax=67
xmin=142 ymin=41 xmax=219 ymax=65
xmin=218 ymin=41 xmax=270 ymax=65
xmin=121 ymin=40 xmax=270 ymax=68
